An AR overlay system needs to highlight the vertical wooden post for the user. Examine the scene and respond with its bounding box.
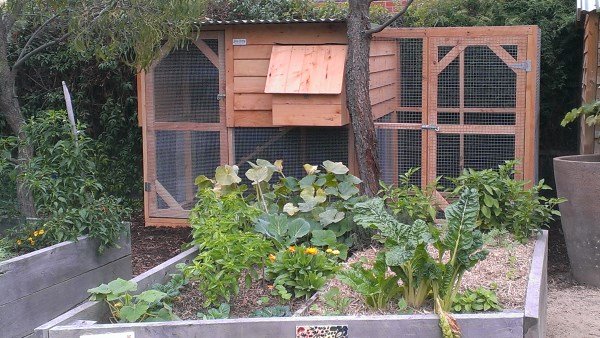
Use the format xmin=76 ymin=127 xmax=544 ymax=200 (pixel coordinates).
xmin=580 ymin=12 xmax=599 ymax=154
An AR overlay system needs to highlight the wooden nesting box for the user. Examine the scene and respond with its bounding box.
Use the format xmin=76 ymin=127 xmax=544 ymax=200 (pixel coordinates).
xmin=265 ymin=45 xmax=349 ymax=126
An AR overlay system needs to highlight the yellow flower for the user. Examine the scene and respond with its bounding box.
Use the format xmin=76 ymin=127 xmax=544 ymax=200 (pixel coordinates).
xmin=288 ymin=246 xmax=296 ymax=253
xmin=114 ymin=302 xmax=123 ymax=308
xmin=16 ymin=239 xmax=22 ymax=246
xmin=326 ymin=248 xmax=333 ymax=253
xmin=332 ymin=249 xmax=340 ymax=255
xmin=268 ymin=254 xmax=276 ymax=263
xmin=28 ymin=237 xmax=33 ymax=242
xmin=33 ymin=231 xmax=39 ymax=237
xmin=267 ymin=284 xmax=274 ymax=290
xmin=38 ymin=229 xmax=45 ymax=235
xmin=305 ymin=247 xmax=318 ymax=255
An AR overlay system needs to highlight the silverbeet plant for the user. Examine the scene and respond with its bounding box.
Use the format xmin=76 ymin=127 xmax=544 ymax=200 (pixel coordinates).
xmin=353 ymin=188 xmax=487 ymax=338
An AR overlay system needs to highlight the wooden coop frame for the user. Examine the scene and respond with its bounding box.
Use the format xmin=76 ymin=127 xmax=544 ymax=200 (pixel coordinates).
xmin=579 ymin=7 xmax=600 ymax=154
xmin=137 ymin=22 xmax=540 ymax=227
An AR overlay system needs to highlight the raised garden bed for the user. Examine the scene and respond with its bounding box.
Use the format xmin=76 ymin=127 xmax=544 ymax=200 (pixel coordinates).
xmin=0 ymin=231 xmax=131 ymax=338
xmin=36 ymin=230 xmax=547 ymax=338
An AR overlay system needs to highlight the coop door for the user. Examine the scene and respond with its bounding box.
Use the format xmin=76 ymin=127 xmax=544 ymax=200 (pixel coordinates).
xmin=427 ymin=37 xmax=528 ymax=188
xmin=144 ymin=31 xmax=227 ymax=220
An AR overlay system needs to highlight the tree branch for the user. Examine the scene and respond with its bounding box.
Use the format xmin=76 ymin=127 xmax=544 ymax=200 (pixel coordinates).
xmin=364 ymin=0 xmax=415 ymax=35
xmin=18 ymin=12 xmax=63 ymax=62
xmin=12 ymin=32 xmax=70 ymax=70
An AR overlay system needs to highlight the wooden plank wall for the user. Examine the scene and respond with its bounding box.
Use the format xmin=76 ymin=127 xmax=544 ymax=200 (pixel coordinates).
xmin=226 ymin=23 xmax=348 ymax=127
xmin=370 ymin=39 xmax=397 ymax=120
xmin=0 ymin=234 xmax=131 ymax=338
xmin=580 ymin=12 xmax=599 ymax=154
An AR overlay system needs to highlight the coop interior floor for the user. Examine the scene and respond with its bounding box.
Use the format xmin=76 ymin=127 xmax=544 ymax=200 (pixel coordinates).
xmin=129 ymin=211 xmax=600 ymax=336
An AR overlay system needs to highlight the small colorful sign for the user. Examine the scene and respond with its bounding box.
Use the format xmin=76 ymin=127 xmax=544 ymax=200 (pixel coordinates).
xmin=296 ymin=325 xmax=349 ymax=338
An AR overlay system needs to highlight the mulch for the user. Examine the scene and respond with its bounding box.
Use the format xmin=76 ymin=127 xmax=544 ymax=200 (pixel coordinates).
xmin=130 ymin=212 xmax=192 ymax=276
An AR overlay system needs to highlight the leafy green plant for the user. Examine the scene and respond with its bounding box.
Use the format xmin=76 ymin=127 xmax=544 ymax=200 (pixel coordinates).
xmin=265 ymin=245 xmax=340 ymax=300
xmin=0 ymin=111 xmax=130 ymax=254
xmin=452 ymin=161 xmax=564 ymax=240
xmin=254 ymin=213 xmax=310 ymax=248
xmin=197 ymin=303 xmax=231 ymax=320
xmin=321 ymin=287 xmax=351 ymax=315
xmin=88 ymin=278 xmax=178 ymax=322
xmin=453 ymin=287 xmax=502 ymax=313
xmin=430 ymin=189 xmax=489 ymax=312
xmin=250 ymin=305 xmax=292 ymax=318
xmin=352 ymin=198 xmax=432 ymax=308
xmin=0 ymin=237 xmax=16 ymax=261
xmin=561 ymin=100 xmax=600 ymax=127
xmin=337 ymin=254 xmax=401 ymax=310
xmin=183 ymin=178 xmax=271 ymax=307
xmin=380 ymin=167 xmax=439 ymax=224
xmin=150 ymin=273 xmax=188 ymax=302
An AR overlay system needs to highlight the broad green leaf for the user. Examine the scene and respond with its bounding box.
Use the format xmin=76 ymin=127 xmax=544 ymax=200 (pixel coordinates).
xmin=120 ymin=303 xmax=149 ymax=322
xmin=87 ymin=284 xmax=111 ymax=295
xmin=135 ymin=289 xmax=168 ymax=303
xmin=310 ymin=229 xmax=337 ymax=246
xmin=299 ymin=175 xmax=317 ymax=188
xmin=318 ymin=208 xmax=345 ymax=226
xmin=283 ymin=203 xmax=299 ymax=216
xmin=107 ymin=278 xmax=137 ymax=294
xmin=322 ymin=160 xmax=349 ymax=175
xmin=338 ymin=181 xmax=359 ymax=200
xmin=300 ymin=187 xmax=326 ymax=204
xmin=245 ymin=166 xmax=273 ymax=184
xmin=287 ymin=218 xmax=311 ymax=242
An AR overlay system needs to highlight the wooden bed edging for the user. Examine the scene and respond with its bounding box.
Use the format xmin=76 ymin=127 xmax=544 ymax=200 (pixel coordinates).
xmin=0 ymin=230 xmax=132 ymax=338
xmin=38 ymin=231 xmax=548 ymax=338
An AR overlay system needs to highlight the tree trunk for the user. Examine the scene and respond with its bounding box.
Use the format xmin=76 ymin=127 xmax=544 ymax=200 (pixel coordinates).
xmin=0 ymin=21 xmax=37 ymax=219
xmin=345 ymin=0 xmax=381 ymax=197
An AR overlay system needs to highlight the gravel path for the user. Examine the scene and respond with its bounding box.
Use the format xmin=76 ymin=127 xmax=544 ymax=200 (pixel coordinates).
xmin=547 ymin=228 xmax=600 ymax=338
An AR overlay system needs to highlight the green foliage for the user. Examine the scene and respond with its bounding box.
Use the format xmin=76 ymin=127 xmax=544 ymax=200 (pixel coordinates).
xmin=380 ymin=167 xmax=439 ymax=224
xmin=452 ymin=161 xmax=564 ymax=240
xmin=352 ymin=197 xmax=432 ymax=308
xmin=430 ymin=189 xmax=488 ymax=312
xmin=150 ymin=273 xmax=188 ymax=302
xmin=337 ymin=254 xmax=401 ymax=310
xmin=197 ymin=303 xmax=231 ymax=320
xmin=453 ymin=287 xmax=502 ymax=313
xmin=562 ymin=101 xmax=600 ymax=127
xmin=250 ymin=305 xmax=292 ymax=318
xmin=254 ymin=213 xmax=311 ymax=248
xmin=88 ymin=278 xmax=179 ymax=322
xmin=265 ymin=245 xmax=340 ymax=300
xmin=321 ymin=287 xmax=351 ymax=315
xmin=184 ymin=184 xmax=271 ymax=308
xmin=0 ymin=111 xmax=129 ymax=254
xmin=0 ymin=237 xmax=16 ymax=261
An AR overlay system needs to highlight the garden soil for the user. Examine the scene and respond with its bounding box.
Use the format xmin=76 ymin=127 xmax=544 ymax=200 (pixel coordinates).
xmin=130 ymin=215 xmax=600 ymax=336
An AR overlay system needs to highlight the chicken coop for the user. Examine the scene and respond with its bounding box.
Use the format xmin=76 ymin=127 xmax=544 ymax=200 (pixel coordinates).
xmin=137 ymin=20 xmax=540 ymax=227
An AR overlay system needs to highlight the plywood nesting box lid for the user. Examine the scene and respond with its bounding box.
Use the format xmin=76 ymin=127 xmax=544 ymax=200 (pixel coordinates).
xmin=265 ymin=45 xmax=347 ymax=94
xmin=265 ymin=44 xmax=349 ymax=126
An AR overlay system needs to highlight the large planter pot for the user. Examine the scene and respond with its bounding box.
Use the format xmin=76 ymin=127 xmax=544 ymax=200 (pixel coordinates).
xmin=0 ymin=231 xmax=131 ymax=338
xmin=554 ymin=154 xmax=600 ymax=286
xmin=36 ymin=232 xmax=549 ymax=338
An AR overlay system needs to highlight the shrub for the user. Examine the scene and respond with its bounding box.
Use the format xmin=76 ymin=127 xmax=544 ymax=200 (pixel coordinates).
xmin=0 ymin=111 xmax=129 ymax=254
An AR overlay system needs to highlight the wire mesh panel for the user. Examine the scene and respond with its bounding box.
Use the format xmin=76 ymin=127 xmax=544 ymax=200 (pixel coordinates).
xmin=234 ymin=127 xmax=349 ymax=182
xmin=144 ymin=31 xmax=227 ymax=220
xmin=376 ymin=38 xmax=425 ymax=187
xmin=155 ymin=131 xmax=220 ymax=211
xmin=428 ymin=35 xmax=528 ymax=188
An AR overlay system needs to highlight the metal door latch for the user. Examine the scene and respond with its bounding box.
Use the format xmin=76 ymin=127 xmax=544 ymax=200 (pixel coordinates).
xmin=144 ymin=182 xmax=151 ymax=192
xmin=509 ymin=60 xmax=531 ymax=72
xmin=216 ymin=93 xmax=226 ymax=101
xmin=421 ymin=124 xmax=440 ymax=132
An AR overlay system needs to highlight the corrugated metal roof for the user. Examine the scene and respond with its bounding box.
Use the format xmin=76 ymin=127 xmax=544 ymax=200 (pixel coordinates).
xmin=199 ymin=18 xmax=346 ymax=25
xmin=578 ymin=0 xmax=600 ymax=12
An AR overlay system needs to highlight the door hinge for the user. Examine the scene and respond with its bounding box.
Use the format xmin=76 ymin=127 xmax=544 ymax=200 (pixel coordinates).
xmin=144 ymin=182 xmax=151 ymax=192
xmin=421 ymin=124 xmax=440 ymax=132
xmin=509 ymin=60 xmax=531 ymax=72
xmin=216 ymin=93 xmax=226 ymax=101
